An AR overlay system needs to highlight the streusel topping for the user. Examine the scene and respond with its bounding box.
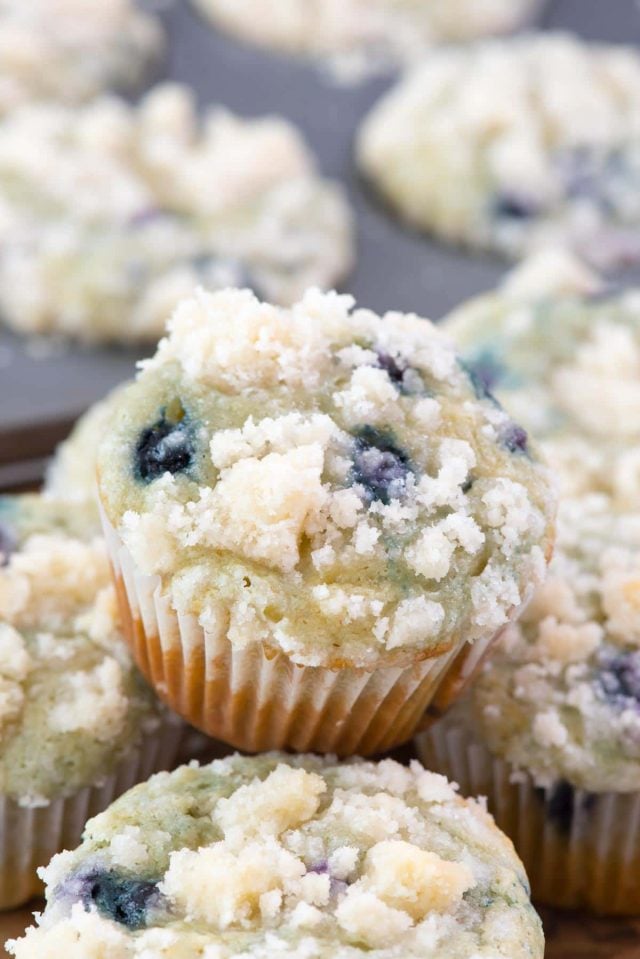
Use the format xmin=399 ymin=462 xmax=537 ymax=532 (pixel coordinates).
xmin=0 ymin=85 xmax=352 ymax=341
xmin=445 ymin=251 xmax=640 ymax=508
xmin=98 ymin=287 xmax=555 ymax=668
xmin=358 ymin=34 xmax=640 ymax=268
xmin=0 ymin=495 xmax=163 ymax=803
xmin=9 ymin=754 xmax=543 ymax=959
xmin=473 ymin=495 xmax=640 ymax=792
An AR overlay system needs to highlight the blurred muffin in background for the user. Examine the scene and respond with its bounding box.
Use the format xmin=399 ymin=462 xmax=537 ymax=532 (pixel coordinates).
xmin=0 ymin=84 xmax=354 ymax=343
xmin=417 ymin=493 xmax=640 ymax=914
xmin=358 ymin=33 xmax=640 ymax=269
xmin=193 ymin=0 xmax=542 ymax=82
xmin=0 ymin=0 xmax=164 ymax=115
xmin=443 ymin=249 xmax=640 ymax=509
xmin=0 ymin=494 xmax=183 ymax=909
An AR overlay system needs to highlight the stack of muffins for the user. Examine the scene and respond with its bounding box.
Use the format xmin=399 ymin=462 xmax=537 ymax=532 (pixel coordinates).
xmin=4 ymin=285 xmax=557 ymax=957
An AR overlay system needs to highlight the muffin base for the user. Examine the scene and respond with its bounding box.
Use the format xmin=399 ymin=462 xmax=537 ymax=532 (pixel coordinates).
xmin=0 ymin=716 xmax=184 ymax=910
xmin=102 ymin=511 xmax=498 ymax=756
xmin=416 ymin=717 xmax=640 ymax=915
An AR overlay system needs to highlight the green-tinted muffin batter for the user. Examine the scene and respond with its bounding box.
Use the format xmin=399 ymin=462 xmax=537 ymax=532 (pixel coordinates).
xmin=98 ymin=287 xmax=555 ymax=669
xmin=9 ymin=754 xmax=544 ymax=958
xmin=0 ymin=494 xmax=166 ymax=803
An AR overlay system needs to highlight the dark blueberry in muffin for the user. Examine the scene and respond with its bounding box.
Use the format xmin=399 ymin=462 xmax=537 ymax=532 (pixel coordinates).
xmin=351 ymin=426 xmax=412 ymax=505
xmin=0 ymin=521 xmax=16 ymax=567
xmin=372 ymin=350 xmax=425 ymax=395
xmin=492 ymin=193 xmax=540 ymax=221
xmin=501 ymin=422 xmax=529 ymax=456
xmin=375 ymin=351 xmax=408 ymax=387
xmin=461 ymin=353 xmax=504 ymax=400
xmin=83 ymin=871 xmax=159 ymax=930
xmin=56 ymin=867 xmax=159 ymax=930
xmin=135 ymin=406 xmax=195 ymax=483
xmin=308 ymin=860 xmax=349 ymax=897
xmin=597 ymin=649 xmax=640 ymax=710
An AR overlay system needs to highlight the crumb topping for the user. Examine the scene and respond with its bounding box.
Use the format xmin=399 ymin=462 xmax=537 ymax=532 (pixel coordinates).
xmin=0 ymin=0 xmax=162 ymax=115
xmin=9 ymin=754 xmax=543 ymax=959
xmin=445 ymin=253 xmax=640 ymax=509
xmin=0 ymin=85 xmax=352 ymax=340
xmin=473 ymin=495 xmax=640 ymax=792
xmin=0 ymin=495 xmax=162 ymax=803
xmin=358 ymin=34 xmax=640 ymax=268
xmin=98 ymin=287 xmax=555 ymax=668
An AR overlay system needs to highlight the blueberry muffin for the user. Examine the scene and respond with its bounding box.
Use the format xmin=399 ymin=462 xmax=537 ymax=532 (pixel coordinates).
xmin=0 ymin=494 xmax=183 ymax=908
xmin=358 ymin=34 xmax=640 ymax=269
xmin=444 ymin=250 xmax=640 ymax=508
xmin=193 ymin=0 xmax=542 ymax=81
xmin=0 ymin=0 xmax=163 ymax=115
xmin=9 ymin=753 xmax=544 ymax=958
xmin=0 ymin=85 xmax=353 ymax=342
xmin=417 ymin=494 xmax=640 ymax=913
xmin=45 ymin=384 xmax=129 ymax=507
xmin=97 ymin=286 xmax=555 ymax=754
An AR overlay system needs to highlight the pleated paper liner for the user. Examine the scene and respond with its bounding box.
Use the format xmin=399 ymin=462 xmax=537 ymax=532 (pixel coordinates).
xmin=102 ymin=509 xmax=502 ymax=757
xmin=0 ymin=716 xmax=185 ymax=910
xmin=416 ymin=717 xmax=640 ymax=915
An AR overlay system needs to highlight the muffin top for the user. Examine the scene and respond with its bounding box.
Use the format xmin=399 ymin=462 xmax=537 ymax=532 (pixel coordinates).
xmin=357 ymin=33 xmax=640 ymax=269
xmin=0 ymin=494 xmax=166 ymax=804
xmin=194 ymin=0 xmax=539 ymax=80
xmin=443 ymin=250 xmax=640 ymax=508
xmin=9 ymin=753 xmax=544 ymax=959
xmin=470 ymin=494 xmax=640 ymax=793
xmin=98 ymin=287 xmax=555 ymax=669
xmin=0 ymin=84 xmax=352 ymax=340
xmin=0 ymin=0 xmax=163 ymax=114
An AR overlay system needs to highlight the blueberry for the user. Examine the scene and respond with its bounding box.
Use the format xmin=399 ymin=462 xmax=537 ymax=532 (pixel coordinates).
xmin=57 ymin=868 xmax=158 ymax=930
xmin=492 ymin=193 xmax=540 ymax=221
xmin=501 ymin=422 xmax=529 ymax=455
xmin=351 ymin=426 xmax=412 ymax=504
xmin=86 ymin=872 xmax=158 ymax=929
xmin=460 ymin=356 xmax=503 ymax=402
xmin=535 ymin=780 xmax=596 ymax=835
xmin=374 ymin=350 xmax=426 ymax=395
xmin=308 ymin=860 xmax=349 ymax=897
xmin=597 ymin=649 xmax=640 ymax=710
xmin=0 ymin=521 xmax=15 ymax=567
xmin=135 ymin=407 xmax=194 ymax=483
xmin=375 ymin=351 xmax=407 ymax=387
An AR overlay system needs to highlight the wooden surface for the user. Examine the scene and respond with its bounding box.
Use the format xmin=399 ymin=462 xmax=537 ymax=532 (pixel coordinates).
xmin=1 ymin=904 xmax=639 ymax=956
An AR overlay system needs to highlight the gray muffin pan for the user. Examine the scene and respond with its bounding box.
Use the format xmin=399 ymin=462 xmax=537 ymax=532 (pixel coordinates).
xmin=1 ymin=0 xmax=639 ymax=483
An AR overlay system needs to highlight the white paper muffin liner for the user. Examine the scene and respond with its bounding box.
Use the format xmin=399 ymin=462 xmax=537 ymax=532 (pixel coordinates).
xmin=0 ymin=715 xmax=185 ymax=910
xmin=415 ymin=716 xmax=640 ymax=914
xmin=101 ymin=510 xmax=500 ymax=756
